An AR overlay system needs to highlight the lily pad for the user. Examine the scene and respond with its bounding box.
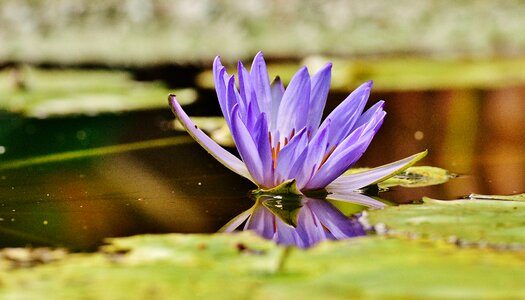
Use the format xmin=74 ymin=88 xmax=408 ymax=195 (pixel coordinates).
xmin=368 ymin=197 xmax=525 ymax=247
xmin=2 ymin=233 xmax=525 ymax=299
xmin=0 ymin=68 xmax=196 ymax=117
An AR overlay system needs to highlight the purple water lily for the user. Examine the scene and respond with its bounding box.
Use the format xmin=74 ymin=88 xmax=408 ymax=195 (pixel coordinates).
xmin=169 ymin=51 xmax=426 ymax=201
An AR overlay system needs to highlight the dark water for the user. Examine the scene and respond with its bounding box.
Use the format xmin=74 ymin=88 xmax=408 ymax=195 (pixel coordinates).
xmin=0 ymin=87 xmax=524 ymax=251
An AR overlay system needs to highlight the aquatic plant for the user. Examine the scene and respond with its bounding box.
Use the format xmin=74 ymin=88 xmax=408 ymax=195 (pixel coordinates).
xmin=169 ymin=51 xmax=426 ymax=198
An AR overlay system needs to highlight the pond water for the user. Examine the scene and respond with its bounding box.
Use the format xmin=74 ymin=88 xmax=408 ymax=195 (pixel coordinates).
xmin=0 ymin=86 xmax=524 ymax=251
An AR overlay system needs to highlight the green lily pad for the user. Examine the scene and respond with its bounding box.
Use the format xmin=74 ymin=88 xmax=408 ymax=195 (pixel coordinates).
xmin=368 ymin=197 xmax=525 ymax=246
xmin=2 ymin=233 xmax=525 ymax=299
xmin=0 ymin=68 xmax=196 ymax=117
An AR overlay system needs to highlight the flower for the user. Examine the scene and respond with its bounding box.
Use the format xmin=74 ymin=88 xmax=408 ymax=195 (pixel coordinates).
xmin=169 ymin=52 xmax=426 ymax=201
xmin=220 ymin=194 xmax=369 ymax=248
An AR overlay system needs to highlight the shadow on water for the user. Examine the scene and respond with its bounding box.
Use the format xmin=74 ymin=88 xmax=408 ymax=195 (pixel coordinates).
xmin=0 ymin=86 xmax=524 ymax=251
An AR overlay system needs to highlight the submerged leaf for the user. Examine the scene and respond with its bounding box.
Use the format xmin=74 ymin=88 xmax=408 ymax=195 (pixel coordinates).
xmin=368 ymin=197 xmax=525 ymax=247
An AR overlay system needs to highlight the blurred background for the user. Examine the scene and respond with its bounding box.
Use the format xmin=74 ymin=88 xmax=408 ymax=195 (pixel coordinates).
xmin=0 ymin=0 xmax=525 ymax=250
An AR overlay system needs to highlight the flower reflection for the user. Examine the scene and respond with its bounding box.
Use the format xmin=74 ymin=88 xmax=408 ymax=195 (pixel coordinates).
xmin=221 ymin=191 xmax=384 ymax=248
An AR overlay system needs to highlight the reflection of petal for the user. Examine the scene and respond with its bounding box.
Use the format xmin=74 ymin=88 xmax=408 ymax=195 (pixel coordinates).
xmin=327 ymin=151 xmax=428 ymax=191
xmin=219 ymin=205 xmax=255 ymax=233
xmin=224 ymin=194 xmax=373 ymax=248
xmin=326 ymin=191 xmax=386 ymax=209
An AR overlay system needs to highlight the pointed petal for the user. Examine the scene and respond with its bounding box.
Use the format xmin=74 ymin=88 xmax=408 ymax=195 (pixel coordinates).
xmin=169 ymin=95 xmax=254 ymax=183
xmin=327 ymin=151 xmax=428 ymax=191
xmin=213 ymin=57 xmax=231 ymax=125
xmin=270 ymin=76 xmax=285 ymax=130
xmin=237 ymin=60 xmax=255 ymax=109
xmin=316 ymin=81 xmax=372 ymax=146
xmin=276 ymin=67 xmax=311 ymax=137
xmin=230 ymin=105 xmax=265 ymax=185
xmin=352 ymin=100 xmax=385 ymax=131
xmin=308 ymin=63 xmax=332 ymax=133
xmin=250 ymin=51 xmax=272 ymax=116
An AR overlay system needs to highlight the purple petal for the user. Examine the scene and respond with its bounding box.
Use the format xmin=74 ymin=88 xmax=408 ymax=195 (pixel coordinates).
xmin=316 ymin=81 xmax=372 ymax=146
xmin=270 ymin=76 xmax=285 ymax=130
xmin=250 ymin=51 xmax=273 ymax=116
xmin=225 ymin=75 xmax=240 ymax=120
xmin=213 ymin=57 xmax=231 ymax=125
xmin=308 ymin=63 xmax=332 ymax=133
xmin=326 ymin=151 xmax=428 ymax=191
xmin=230 ymin=105 xmax=265 ymax=185
xmin=169 ymin=95 xmax=254 ymax=183
xmin=275 ymin=67 xmax=311 ymax=137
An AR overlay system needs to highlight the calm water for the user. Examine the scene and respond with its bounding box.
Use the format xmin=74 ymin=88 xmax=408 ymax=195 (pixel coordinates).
xmin=0 ymin=87 xmax=524 ymax=251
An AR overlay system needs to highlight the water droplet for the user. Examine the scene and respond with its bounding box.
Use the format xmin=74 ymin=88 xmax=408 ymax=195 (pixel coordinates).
xmin=414 ymin=130 xmax=424 ymax=140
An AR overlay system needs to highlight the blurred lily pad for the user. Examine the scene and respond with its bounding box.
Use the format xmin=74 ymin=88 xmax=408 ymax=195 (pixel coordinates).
xmin=2 ymin=232 xmax=525 ymax=299
xmin=0 ymin=67 xmax=196 ymax=117
xmin=368 ymin=197 xmax=525 ymax=247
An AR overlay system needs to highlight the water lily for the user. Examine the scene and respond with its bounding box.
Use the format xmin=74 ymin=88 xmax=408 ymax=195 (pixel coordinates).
xmin=169 ymin=51 xmax=426 ymax=202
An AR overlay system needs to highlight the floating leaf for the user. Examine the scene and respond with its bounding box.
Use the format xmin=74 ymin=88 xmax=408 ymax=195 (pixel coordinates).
xmin=368 ymin=197 xmax=525 ymax=247
xmin=378 ymin=166 xmax=455 ymax=189
xmin=2 ymin=233 xmax=525 ymax=299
